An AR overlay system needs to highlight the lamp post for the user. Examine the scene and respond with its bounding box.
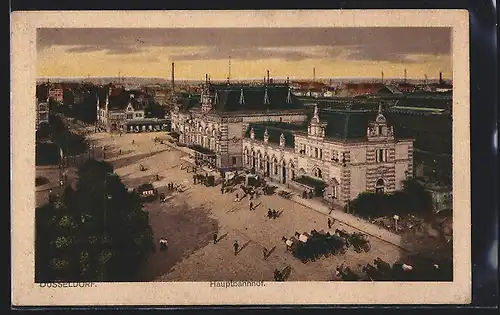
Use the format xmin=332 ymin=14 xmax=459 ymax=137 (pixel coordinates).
xmin=393 ymin=215 xmax=400 ymax=232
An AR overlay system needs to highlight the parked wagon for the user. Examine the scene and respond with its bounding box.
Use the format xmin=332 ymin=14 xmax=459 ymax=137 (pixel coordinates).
xmin=136 ymin=183 xmax=157 ymax=202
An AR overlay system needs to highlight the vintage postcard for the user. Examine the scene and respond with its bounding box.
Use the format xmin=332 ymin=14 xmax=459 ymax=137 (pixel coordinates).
xmin=11 ymin=10 xmax=470 ymax=306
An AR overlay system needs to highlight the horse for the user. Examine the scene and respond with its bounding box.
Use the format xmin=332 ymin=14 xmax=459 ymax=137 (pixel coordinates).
xmin=374 ymin=257 xmax=392 ymax=276
xmin=362 ymin=264 xmax=384 ymax=281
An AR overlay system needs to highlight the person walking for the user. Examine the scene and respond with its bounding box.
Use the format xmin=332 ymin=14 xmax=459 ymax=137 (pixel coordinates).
xmin=212 ymin=232 xmax=218 ymax=244
xmin=233 ymin=240 xmax=239 ymax=256
xmin=221 ymin=185 xmax=224 ymax=195
xmin=262 ymin=247 xmax=268 ymax=260
xmin=234 ymin=193 xmax=239 ymax=202
xmin=328 ymin=218 xmax=332 ymax=229
xmin=249 ymin=201 xmax=254 ymax=211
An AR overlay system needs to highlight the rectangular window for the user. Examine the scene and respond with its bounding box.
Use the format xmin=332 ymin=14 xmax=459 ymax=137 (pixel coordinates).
xmin=314 ymin=148 xmax=318 ymax=158
xmin=319 ymin=149 xmax=323 ymax=160
xmin=376 ymin=149 xmax=386 ymax=163
xmin=232 ymin=157 xmax=237 ymax=165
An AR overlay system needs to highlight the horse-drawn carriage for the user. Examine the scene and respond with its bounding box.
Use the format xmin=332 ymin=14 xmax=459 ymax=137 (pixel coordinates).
xmin=277 ymin=190 xmax=292 ymax=199
xmin=283 ymin=230 xmax=349 ymax=263
xmin=335 ymin=229 xmax=371 ymax=253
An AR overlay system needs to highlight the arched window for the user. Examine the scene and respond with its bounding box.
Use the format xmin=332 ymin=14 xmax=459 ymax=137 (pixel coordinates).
xmin=273 ymin=158 xmax=278 ymax=175
xmin=313 ymin=167 xmax=322 ymax=178
xmin=375 ymin=178 xmax=385 ymax=194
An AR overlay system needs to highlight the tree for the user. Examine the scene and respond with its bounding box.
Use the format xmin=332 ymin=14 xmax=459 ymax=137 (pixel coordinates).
xmin=401 ymin=178 xmax=433 ymax=214
xmin=35 ymin=159 xmax=155 ymax=282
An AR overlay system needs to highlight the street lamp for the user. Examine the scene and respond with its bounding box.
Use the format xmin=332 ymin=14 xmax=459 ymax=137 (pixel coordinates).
xmin=393 ymin=215 xmax=400 ymax=232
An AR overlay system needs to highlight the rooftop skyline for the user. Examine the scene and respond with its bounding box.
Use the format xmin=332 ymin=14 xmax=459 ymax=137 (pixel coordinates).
xmin=37 ymin=27 xmax=452 ymax=80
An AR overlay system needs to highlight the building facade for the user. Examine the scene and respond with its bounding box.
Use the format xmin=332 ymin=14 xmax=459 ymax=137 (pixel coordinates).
xmin=96 ymin=87 xmax=169 ymax=133
xmin=171 ymin=82 xmax=308 ymax=170
xmin=241 ymin=105 xmax=414 ymax=207
xmin=36 ymin=100 xmax=50 ymax=130
xmin=48 ymin=87 xmax=64 ymax=103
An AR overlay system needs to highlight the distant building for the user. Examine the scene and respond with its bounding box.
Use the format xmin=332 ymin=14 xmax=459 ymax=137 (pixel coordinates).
xmin=338 ymin=83 xmax=386 ymax=97
xmin=48 ymin=86 xmax=64 ymax=103
xmin=36 ymin=100 xmax=50 ymax=130
xmin=96 ymin=86 xmax=168 ymax=133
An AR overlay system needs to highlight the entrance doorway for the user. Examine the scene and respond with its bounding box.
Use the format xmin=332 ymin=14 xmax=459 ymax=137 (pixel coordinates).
xmin=282 ymin=165 xmax=287 ymax=184
xmin=375 ymin=178 xmax=385 ymax=194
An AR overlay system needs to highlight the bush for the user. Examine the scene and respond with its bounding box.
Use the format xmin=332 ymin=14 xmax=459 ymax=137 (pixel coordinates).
xmin=347 ymin=179 xmax=433 ymax=218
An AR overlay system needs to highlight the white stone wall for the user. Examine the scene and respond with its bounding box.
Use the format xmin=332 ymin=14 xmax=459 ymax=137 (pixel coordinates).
xmin=349 ymin=146 xmax=367 ymax=164
xmin=349 ymin=166 xmax=367 ymax=201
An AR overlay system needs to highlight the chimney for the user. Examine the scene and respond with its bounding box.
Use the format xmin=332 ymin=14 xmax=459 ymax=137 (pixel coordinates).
xmin=171 ymin=62 xmax=175 ymax=93
xmin=381 ymin=71 xmax=384 ymax=84
xmin=404 ymin=68 xmax=407 ymax=83
xmin=205 ymin=73 xmax=208 ymax=84
xmin=267 ymin=70 xmax=270 ymax=84
xmin=313 ymin=67 xmax=316 ymax=81
xmin=439 ymin=72 xmax=443 ymax=84
xmin=424 ymin=74 xmax=428 ymax=85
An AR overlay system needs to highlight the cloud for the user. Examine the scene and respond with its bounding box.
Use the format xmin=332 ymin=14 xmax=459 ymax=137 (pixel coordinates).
xmin=37 ymin=27 xmax=451 ymax=63
xmin=65 ymin=45 xmax=142 ymax=55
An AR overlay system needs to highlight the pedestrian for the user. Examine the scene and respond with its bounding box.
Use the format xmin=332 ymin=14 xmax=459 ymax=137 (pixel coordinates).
xmin=193 ymin=174 xmax=197 ymax=184
xmin=234 ymin=193 xmax=239 ymax=202
xmin=249 ymin=201 xmax=254 ymax=211
xmin=273 ymin=269 xmax=280 ymax=281
xmin=119 ymin=149 xmax=122 ymax=155
xmin=221 ymin=186 xmax=224 ymax=195
xmin=263 ymin=247 xmax=268 ymax=260
xmin=132 ymin=140 xmax=135 ymax=144
xmin=233 ymin=241 xmax=239 ymax=256
xmin=328 ymin=218 xmax=332 ymax=229
xmin=272 ymin=209 xmax=278 ymax=219
xmin=213 ymin=232 xmax=218 ymax=244
xmin=267 ymin=208 xmax=273 ymax=219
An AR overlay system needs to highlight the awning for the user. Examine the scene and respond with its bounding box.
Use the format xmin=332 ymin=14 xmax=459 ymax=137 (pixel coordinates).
xmin=293 ymin=175 xmax=327 ymax=189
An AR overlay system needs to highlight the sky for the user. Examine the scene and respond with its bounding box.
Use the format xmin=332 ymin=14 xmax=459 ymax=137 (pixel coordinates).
xmin=37 ymin=27 xmax=452 ymax=80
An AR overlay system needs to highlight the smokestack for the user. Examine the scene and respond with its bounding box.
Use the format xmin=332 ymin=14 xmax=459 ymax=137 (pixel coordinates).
xmin=381 ymin=71 xmax=384 ymax=84
xmin=404 ymin=68 xmax=407 ymax=83
xmin=424 ymin=74 xmax=428 ymax=85
xmin=228 ymin=56 xmax=231 ymax=83
xmin=205 ymin=73 xmax=208 ymax=84
xmin=439 ymin=72 xmax=443 ymax=84
xmin=313 ymin=67 xmax=316 ymax=81
xmin=267 ymin=70 xmax=270 ymax=84
xmin=171 ymin=62 xmax=175 ymax=93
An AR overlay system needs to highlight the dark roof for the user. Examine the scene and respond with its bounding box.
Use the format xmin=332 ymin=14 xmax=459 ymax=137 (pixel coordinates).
xmin=244 ymin=122 xmax=306 ymax=148
xmin=344 ymin=83 xmax=385 ymax=90
xmin=207 ymin=84 xmax=304 ymax=112
xmin=318 ymin=110 xmax=372 ymax=141
xmin=129 ymin=98 xmax=146 ymax=110
xmin=137 ymin=183 xmax=154 ymax=192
